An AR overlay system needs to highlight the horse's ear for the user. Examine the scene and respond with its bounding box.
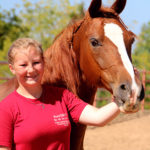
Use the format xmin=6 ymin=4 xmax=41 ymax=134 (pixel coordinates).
xmin=88 ymin=0 xmax=102 ymax=18
xmin=111 ymin=0 xmax=127 ymax=14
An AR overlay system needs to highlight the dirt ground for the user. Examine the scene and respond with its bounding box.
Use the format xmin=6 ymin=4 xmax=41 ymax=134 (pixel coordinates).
xmin=84 ymin=110 xmax=150 ymax=150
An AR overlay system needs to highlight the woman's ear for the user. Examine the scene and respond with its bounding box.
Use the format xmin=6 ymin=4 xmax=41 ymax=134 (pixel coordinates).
xmin=9 ymin=64 xmax=16 ymax=75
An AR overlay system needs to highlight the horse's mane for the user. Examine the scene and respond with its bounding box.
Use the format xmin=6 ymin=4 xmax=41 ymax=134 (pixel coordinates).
xmin=42 ymin=19 xmax=84 ymax=95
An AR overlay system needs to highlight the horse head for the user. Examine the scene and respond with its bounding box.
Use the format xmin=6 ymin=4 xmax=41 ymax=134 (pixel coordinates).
xmin=72 ymin=0 xmax=144 ymax=112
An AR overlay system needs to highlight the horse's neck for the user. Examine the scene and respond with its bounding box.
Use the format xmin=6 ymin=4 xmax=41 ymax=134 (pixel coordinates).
xmin=77 ymin=80 xmax=97 ymax=104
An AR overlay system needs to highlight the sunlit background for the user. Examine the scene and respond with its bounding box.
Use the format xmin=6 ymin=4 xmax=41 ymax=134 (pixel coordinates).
xmin=0 ymin=1 xmax=150 ymax=149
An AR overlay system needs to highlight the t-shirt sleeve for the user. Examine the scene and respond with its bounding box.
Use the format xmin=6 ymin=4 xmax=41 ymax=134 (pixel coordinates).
xmin=0 ymin=100 xmax=14 ymax=148
xmin=63 ymin=89 xmax=88 ymax=123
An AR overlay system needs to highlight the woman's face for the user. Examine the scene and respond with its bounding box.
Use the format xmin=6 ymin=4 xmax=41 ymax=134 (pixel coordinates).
xmin=9 ymin=46 xmax=44 ymax=88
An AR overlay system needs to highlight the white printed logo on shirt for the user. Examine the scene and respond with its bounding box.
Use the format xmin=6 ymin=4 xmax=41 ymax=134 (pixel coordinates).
xmin=53 ymin=113 xmax=69 ymax=126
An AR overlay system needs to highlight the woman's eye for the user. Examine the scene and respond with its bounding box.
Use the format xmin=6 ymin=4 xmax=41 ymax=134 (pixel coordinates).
xmin=20 ymin=64 xmax=26 ymax=67
xmin=90 ymin=38 xmax=102 ymax=47
xmin=33 ymin=61 xmax=40 ymax=65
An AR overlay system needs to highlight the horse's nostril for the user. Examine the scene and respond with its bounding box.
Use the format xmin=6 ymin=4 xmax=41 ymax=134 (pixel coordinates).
xmin=120 ymin=84 xmax=126 ymax=90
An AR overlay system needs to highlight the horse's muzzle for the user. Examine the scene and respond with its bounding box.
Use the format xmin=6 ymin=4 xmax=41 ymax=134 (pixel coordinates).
xmin=114 ymin=83 xmax=145 ymax=112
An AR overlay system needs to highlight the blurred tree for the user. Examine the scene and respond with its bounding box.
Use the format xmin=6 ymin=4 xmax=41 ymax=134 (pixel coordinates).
xmin=132 ymin=22 xmax=150 ymax=70
xmin=0 ymin=9 xmax=29 ymax=79
xmin=0 ymin=9 xmax=29 ymax=58
xmin=19 ymin=0 xmax=84 ymax=50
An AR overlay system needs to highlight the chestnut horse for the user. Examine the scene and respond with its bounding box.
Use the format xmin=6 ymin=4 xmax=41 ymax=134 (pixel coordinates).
xmin=0 ymin=0 xmax=145 ymax=149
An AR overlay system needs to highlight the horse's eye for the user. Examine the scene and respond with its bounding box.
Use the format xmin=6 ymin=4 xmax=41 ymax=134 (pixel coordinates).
xmin=90 ymin=38 xmax=102 ymax=47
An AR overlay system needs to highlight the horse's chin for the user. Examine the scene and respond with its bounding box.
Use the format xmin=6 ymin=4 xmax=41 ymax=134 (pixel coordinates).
xmin=122 ymin=100 xmax=140 ymax=113
xmin=115 ymin=98 xmax=140 ymax=113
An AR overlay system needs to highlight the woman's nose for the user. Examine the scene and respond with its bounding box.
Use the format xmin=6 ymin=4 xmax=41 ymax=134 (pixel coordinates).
xmin=27 ymin=65 xmax=34 ymax=72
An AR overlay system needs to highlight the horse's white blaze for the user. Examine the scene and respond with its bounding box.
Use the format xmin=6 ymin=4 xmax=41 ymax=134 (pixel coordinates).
xmin=104 ymin=23 xmax=140 ymax=95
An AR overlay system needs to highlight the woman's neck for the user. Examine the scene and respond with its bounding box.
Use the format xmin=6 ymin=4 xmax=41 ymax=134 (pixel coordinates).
xmin=16 ymin=84 xmax=43 ymax=99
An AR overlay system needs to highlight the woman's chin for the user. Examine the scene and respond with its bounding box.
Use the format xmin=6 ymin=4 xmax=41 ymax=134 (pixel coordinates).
xmin=25 ymin=79 xmax=40 ymax=86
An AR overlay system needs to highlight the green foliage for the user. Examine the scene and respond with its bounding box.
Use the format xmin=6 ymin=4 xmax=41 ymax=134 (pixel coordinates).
xmin=0 ymin=9 xmax=29 ymax=60
xmin=96 ymin=100 xmax=108 ymax=108
xmin=95 ymin=89 xmax=111 ymax=107
xmin=144 ymin=102 xmax=150 ymax=109
xmin=132 ymin=22 xmax=150 ymax=70
xmin=19 ymin=0 xmax=84 ymax=50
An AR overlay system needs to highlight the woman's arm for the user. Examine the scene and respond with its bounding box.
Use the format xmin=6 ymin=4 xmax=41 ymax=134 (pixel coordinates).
xmin=79 ymin=102 xmax=120 ymax=126
xmin=0 ymin=146 xmax=10 ymax=150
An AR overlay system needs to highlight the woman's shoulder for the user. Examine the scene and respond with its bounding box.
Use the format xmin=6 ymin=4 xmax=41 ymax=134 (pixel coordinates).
xmin=0 ymin=90 xmax=19 ymax=116
xmin=0 ymin=90 xmax=18 ymax=107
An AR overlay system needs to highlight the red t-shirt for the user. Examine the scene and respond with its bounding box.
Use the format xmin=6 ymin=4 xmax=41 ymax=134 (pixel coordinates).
xmin=0 ymin=85 xmax=87 ymax=150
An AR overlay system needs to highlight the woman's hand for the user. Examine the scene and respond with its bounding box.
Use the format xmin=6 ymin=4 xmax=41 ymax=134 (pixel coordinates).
xmin=0 ymin=146 xmax=10 ymax=150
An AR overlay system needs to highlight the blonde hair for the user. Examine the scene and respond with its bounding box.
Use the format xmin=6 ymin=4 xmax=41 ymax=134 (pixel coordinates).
xmin=8 ymin=38 xmax=43 ymax=64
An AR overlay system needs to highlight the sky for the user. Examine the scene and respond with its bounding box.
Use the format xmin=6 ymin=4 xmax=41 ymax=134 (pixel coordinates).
xmin=0 ymin=0 xmax=150 ymax=35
